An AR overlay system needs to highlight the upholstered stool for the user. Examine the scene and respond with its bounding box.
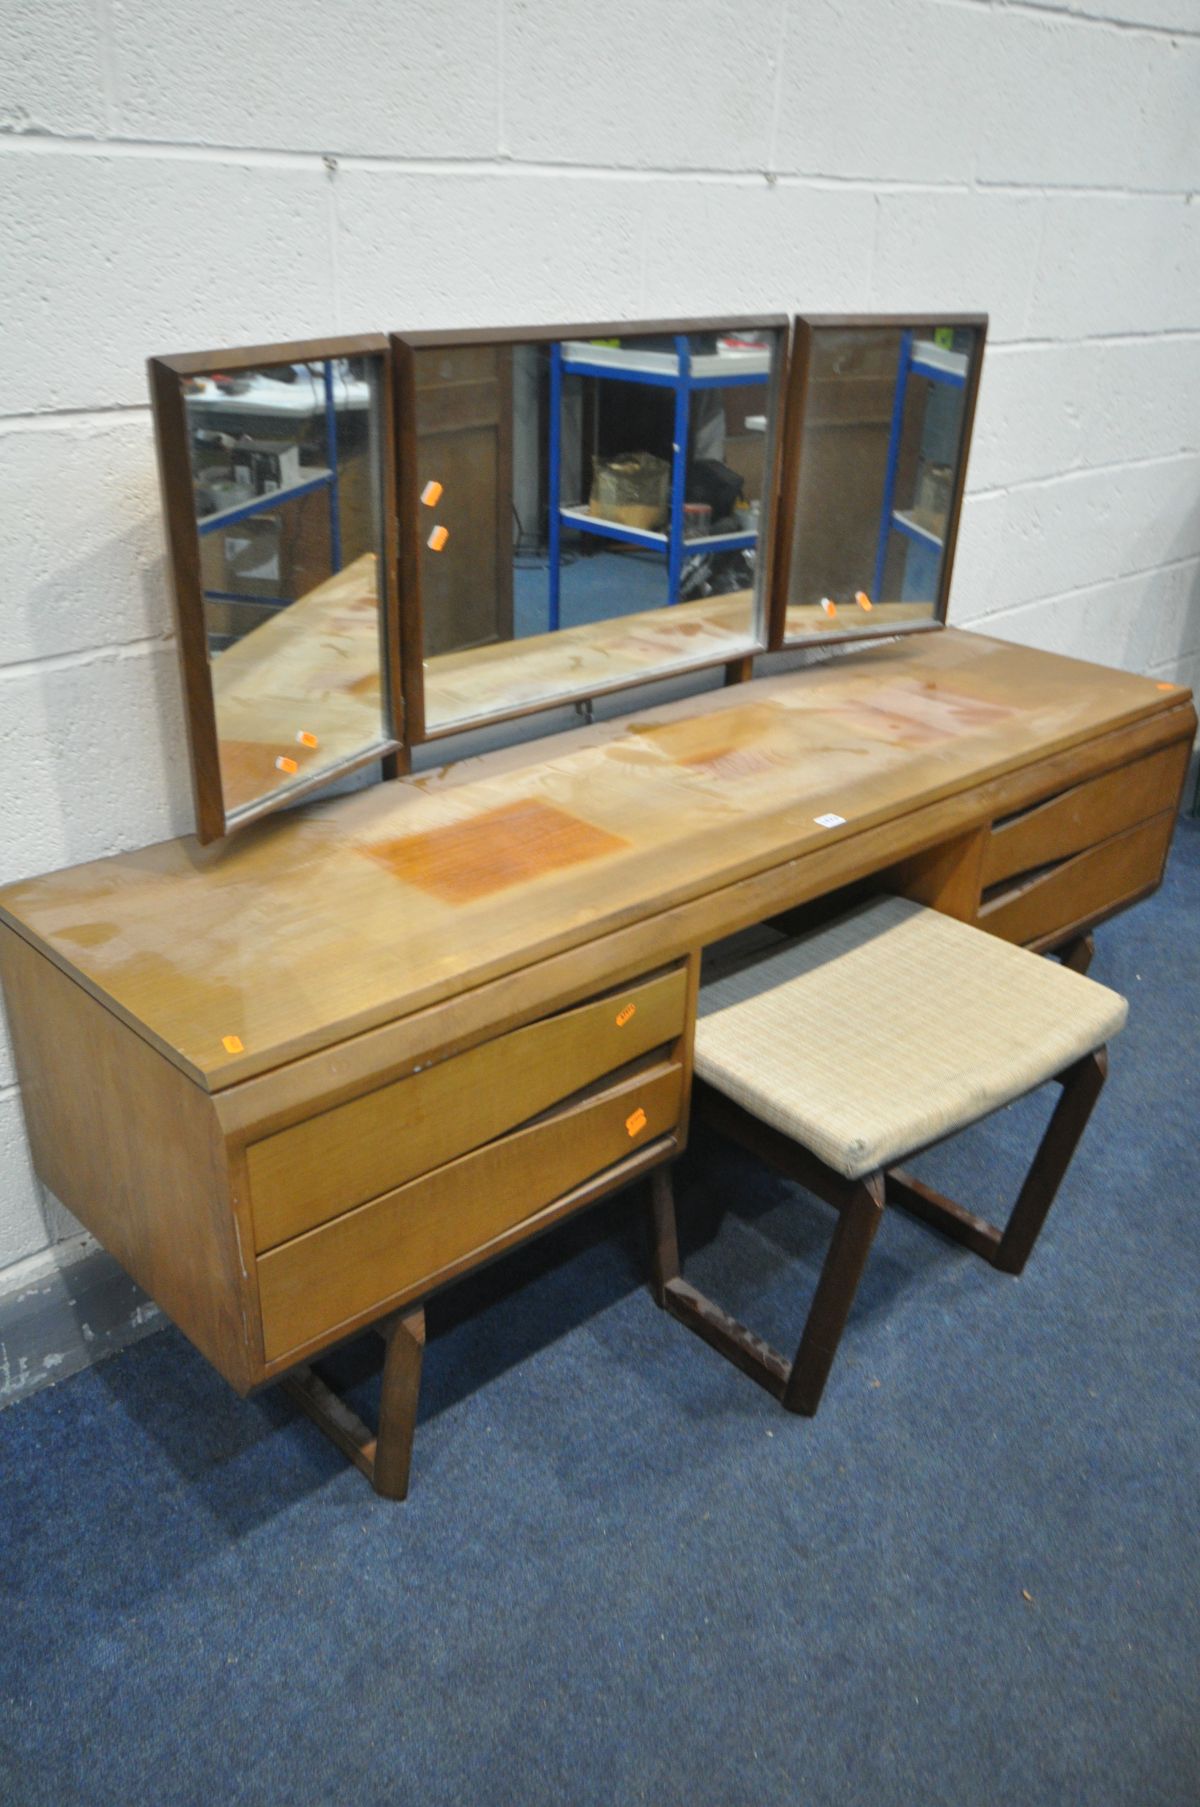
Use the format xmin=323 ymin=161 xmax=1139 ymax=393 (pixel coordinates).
xmin=650 ymin=895 xmax=1127 ymax=1415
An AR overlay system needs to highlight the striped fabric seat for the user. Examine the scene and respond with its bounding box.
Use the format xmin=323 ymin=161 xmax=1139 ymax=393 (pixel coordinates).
xmin=696 ymin=896 xmax=1127 ymax=1181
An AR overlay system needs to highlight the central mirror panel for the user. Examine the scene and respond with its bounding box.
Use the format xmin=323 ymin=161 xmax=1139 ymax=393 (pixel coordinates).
xmin=774 ymin=314 xmax=986 ymax=648
xmin=394 ymin=319 xmax=787 ymax=737
xmin=149 ymin=336 xmax=400 ymax=843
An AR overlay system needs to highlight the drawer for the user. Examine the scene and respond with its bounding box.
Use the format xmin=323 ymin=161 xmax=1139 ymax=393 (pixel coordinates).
xmin=257 ymin=1059 xmax=683 ymax=1362
xmin=977 ymin=810 xmax=1175 ymax=948
xmin=247 ymin=964 xmax=688 ymax=1252
xmin=981 ymin=741 xmax=1187 ymax=890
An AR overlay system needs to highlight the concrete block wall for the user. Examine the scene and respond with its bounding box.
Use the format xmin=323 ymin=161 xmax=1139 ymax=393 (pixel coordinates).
xmin=1 ymin=0 xmax=1198 ymax=1282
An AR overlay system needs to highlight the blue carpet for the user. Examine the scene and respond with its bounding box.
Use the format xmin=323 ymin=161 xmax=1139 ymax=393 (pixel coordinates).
xmin=1 ymin=822 xmax=1197 ymax=1807
xmin=515 ymin=548 xmax=668 ymax=637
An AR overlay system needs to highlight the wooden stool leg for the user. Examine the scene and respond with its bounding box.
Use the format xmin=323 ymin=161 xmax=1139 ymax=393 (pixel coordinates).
xmin=887 ymin=1046 xmax=1109 ymax=1278
xmin=782 ymin=1173 xmax=885 ymax=1416
xmin=648 ymin=1163 xmax=681 ymax=1307
xmin=993 ymin=1048 xmax=1107 ymax=1276
xmin=647 ymin=1142 xmax=884 ymax=1415
xmin=281 ymin=1303 xmax=426 ymax=1501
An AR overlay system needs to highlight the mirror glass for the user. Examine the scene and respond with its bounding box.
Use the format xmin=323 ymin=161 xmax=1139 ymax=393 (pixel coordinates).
xmin=183 ymin=353 xmax=391 ymax=819
xmin=782 ymin=320 xmax=983 ymax=643
xmin=408 ymin=326 xmax=785 ymax=733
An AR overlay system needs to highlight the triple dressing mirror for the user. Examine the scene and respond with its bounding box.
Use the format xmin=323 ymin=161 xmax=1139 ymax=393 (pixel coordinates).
xmin=773 ymin=314 xmax=986 ymax=647
xmin=393 ymin=318 xmax=788 ymax=738
xmin=150 ymin=312 xmax=987 ymax=845
xmin=149 ymin=335 xmax=401 ymax=843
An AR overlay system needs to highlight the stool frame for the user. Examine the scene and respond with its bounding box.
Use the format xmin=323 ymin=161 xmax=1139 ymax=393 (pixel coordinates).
xmin=649 ymin=1045 xmax=1108 ymax=1416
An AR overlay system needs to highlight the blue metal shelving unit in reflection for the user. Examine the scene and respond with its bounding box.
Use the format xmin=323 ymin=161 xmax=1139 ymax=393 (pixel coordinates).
xmin=872 ymin=333 xmax=969 ymax=605
xmin=547 ymin=335 xmax=766 ymax=630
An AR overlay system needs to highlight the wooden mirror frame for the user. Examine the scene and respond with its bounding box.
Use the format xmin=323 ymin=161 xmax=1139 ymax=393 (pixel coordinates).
xmin=390 ymin=316 xmax=789 ymax=743
xmin=769 ymin=313 xmax=988 ymax=652
xmin=148 ymin=333 xmax=405 ymax=844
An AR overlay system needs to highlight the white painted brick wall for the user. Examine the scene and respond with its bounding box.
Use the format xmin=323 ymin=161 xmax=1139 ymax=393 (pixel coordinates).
xmin=1 ymin=0 xmax=1198 ymax=1278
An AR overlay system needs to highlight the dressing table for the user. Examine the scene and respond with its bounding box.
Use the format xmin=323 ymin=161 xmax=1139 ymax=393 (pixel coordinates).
xmin=0 ymin=314 xmax=1192 ymax=1498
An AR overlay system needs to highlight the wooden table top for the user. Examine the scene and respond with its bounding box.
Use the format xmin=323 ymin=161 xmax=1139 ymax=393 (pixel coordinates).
xmin=0 ymin=629 xmax=1189 ymax=1091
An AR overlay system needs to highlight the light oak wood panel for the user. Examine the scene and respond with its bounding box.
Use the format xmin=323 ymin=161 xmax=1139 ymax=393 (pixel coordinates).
xmin=879 ymin=827 xmax=989 ymax=922
xmin=982 ymin=740 xmax=1189 ymax=889
xmin=247 ymin=963 xmax=687 ymax=1250
xmin=0 ymin=928 xmax=259 ymax=1391
xmin=977 ymin=811 xmax=1176 ymax=947
xmin=257 ymin=1060 xmax=683 ymax=1361
xmin=259 ymin=1136 xmax=682 ymax=1381
xmin=0 ymin=632 xmax=1191 ymax=1094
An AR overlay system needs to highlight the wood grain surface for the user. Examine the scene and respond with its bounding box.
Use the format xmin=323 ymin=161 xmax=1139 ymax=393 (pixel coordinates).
xmin=247 ymin=963 xmax=687 ymax=1249
xmin=0 ymin=629 xmax=1192 ymax=1092
xmin=256 ymin=1058 xmax=684 ymax=1360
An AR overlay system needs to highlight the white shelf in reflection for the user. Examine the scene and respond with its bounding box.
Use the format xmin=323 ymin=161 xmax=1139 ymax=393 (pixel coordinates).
xmin=558 ymin=504 xmax=757 ymax=552
xmin=558 ymin=342 xmax=771 ymax=381
xmin=892 ymin=507 xmax=946 ymax=550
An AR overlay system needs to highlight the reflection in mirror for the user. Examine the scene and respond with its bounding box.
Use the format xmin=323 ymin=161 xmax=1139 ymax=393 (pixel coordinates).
xmin=406 ymin=326 xmax=785 ymax=733
xmin=183 ymin=354 xmax=391 ymax=819
xmin=782 ymin=319 xmax=984 ymax=644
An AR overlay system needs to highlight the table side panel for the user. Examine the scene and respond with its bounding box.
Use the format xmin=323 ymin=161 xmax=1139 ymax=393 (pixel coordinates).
xmin=0 ymin=927 xmax=261 ymax=1392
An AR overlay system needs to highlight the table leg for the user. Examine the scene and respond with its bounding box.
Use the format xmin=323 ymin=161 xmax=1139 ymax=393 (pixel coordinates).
xmin=281 ymin=1304 xmax=427 ymax=1501
xmin=648 ymin=1164 xmax=681 ymax=1308
xmin=372 ymin=1307 xmax=426 ymax=1500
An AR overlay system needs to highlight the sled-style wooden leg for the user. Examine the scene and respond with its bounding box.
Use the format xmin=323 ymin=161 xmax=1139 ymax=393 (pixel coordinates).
xmin=282 ymin=1305 xmax=426 ymax=1501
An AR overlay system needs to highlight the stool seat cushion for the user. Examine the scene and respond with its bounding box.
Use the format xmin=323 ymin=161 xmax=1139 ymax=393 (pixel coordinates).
xmin=695 ymin=896 xmax=1127 ymax=1180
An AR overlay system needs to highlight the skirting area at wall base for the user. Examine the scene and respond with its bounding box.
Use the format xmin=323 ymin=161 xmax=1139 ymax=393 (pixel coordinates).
xmin=0 ymin=1233 xmax=162 ymax=1409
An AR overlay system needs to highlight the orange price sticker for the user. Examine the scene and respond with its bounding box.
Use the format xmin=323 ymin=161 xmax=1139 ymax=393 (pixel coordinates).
xmin=855 ymin=590 xmax=873 ymax=611
xmin=222 ymin=1035 xmax=244 ymax=1055
xmin=296 ymin=730 xmax=319 ymax=749
xmin=1156 ymin=682 xmax=1175 ymax=691
xmin=427 ymin=524 xmax=449 ymax=552
xmin=625 ymin=1107 xmax=648 ymax=1138
xmin=275 ymin=755 xmax=299 ymax=775
xmin=421 ymin=480 xmax=444 ymax=507
xmin=615 ymin=1003 xmax=636 ymax=1027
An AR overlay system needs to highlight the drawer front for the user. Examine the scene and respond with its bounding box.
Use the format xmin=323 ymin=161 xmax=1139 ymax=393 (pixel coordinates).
xmin=977 ymin=811 xmax=1174 ymax=948
xmin=981 ymin=741 xmax=1188 ymax=890
xmin=247 ymin=964 xmax=687 ymax=1251
xmin=257 ymin=1061 xmax=683 ymax=1362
